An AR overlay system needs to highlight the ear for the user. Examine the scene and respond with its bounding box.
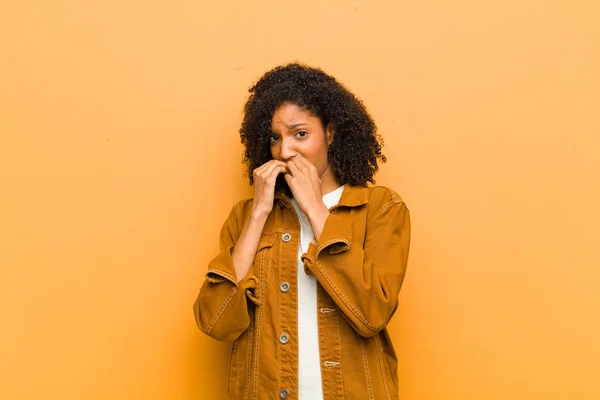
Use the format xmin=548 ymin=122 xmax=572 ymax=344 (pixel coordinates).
xmin=326 ymin=123 xmax=335 ymax=145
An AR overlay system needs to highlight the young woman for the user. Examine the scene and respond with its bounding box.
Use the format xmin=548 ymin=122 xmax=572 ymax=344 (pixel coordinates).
xmin=194 ymin=63 xmax=411 ymax=400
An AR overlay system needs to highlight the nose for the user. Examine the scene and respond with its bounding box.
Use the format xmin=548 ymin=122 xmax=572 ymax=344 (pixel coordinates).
xmin=279 ymin=137 xmax=297 ymax=161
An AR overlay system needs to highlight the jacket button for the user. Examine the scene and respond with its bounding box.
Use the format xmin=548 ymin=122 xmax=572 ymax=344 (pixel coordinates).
xmin=281 ymin=233 xmax=292 ymax=242
xmin=279 ymin=333 xmax=289 ymax=344
xmin=279 ymin=388 xmax=289 ymax=399
xmin=280 ymin=282 xmax=290 ymax=293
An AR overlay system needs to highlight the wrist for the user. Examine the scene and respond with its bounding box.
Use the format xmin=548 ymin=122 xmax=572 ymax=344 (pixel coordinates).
xmin=306 ymin=201 xmax=329 ymax=219
xmin=307 ymin=203 xmax=330 ymax=234
xmin=250 ymin=205 xmax=271 ymax=221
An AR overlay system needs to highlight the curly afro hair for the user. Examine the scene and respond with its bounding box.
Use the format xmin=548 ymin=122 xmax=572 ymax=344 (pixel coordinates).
xmin=239 ymin=63 xmax=386 ymax=188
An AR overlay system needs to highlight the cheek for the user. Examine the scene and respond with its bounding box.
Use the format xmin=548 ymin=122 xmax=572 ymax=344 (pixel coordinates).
xmin=304 ymin=141 xmax=329 ymax=166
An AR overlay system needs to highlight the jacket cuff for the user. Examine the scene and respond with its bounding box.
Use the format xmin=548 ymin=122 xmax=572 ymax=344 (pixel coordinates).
xmin=302 ymin=214 xmax=353 ymax=264
xmin=205 ymin=245 xmax=261 ymax=305
xmin=205 ymin=245 xmax=239 ymax=286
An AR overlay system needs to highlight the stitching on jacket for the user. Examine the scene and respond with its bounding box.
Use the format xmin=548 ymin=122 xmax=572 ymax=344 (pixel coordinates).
xmin=257 ymin=232 xmax=277 ymax=250
xmin=359 ymin=335 xmax=375 ymax=400
xmin=317 ymin=238 xmax=351 ymax=257
xmin=376 ymin=200 xmax=403 ymax=221
xmin=252 ymin=250 xmax=265 ymax=400
xmin=336 ymin=309 xmax=345 ymax=396
xmin=382 ymin=186 xmax=400 ymax=204
xmin=207 ymin=269 xmax=237 ymax=286
xmin=234 ymin=339 xmax=240 ymax=400
xmin=315 ymin=260 xmax=382 ymax=333
xmin=243 ymin=309 xmax=253 ymax=400
xmin=374 ymin=335 xmax=392 ymax=400
xmin=206 ymin=287 xmax=238 ymax=335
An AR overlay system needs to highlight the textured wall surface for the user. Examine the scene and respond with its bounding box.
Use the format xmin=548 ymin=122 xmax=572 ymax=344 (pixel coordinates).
xmin=1 ymin=1 xmax=599 ymax=398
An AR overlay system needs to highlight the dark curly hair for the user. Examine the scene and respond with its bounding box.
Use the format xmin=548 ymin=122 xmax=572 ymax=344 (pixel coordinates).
xmin=239 ymin=63 xmax=386 ymax=188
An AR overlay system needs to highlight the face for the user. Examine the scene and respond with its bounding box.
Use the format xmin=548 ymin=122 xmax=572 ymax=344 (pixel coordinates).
xmin=270 ymin=102 xmax=333 ymax=174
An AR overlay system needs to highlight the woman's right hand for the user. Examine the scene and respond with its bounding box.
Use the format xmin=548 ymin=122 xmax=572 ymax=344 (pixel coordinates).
xmin=251 ymin=160 xmax=287 ymax=217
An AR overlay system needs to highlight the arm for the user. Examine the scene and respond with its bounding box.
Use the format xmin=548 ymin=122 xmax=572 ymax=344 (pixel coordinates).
xmin=193 ymin=201 xmax=266 ymax=342
xmin=301 ymin=195 xmax=411 ymax=337
xmin=232 ymin=210 xmax=269 ymax=283
xmin=193 ymin=160 xmax=286 ymax=341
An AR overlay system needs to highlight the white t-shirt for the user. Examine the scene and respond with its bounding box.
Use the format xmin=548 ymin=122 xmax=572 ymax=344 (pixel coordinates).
xmin=289 ymin=185 xmax=345 ymax=400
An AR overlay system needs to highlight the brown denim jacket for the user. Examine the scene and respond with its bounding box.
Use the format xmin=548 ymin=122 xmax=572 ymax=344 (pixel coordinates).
xmin=193 ymin=184 xmax=411 ymax=400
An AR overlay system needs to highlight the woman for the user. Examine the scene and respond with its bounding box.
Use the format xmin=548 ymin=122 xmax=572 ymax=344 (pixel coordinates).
xmin=194 ymin=63 xmax=411 ymax=400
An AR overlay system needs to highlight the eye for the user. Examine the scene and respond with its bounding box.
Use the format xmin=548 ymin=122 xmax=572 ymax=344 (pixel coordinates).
xmin=270 ymin=135 xmax=280 ymax=143
xmin=295 ymin=130 xmax=308 ymax=138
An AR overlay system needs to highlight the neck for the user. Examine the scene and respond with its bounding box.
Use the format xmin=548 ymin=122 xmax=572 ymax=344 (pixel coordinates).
xmin=320 ymin=164 xmax=340 ymax=195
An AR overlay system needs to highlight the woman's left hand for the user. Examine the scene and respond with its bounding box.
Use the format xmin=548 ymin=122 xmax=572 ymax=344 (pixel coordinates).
xmin=285 ymin=154 xmax=330 ymax=239
xmin=285 ymin=154 xmax=323 ymax=213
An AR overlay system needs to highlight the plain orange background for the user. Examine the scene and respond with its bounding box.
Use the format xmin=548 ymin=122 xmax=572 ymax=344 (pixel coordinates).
xmin=1 ymin=1 xmax=599 ymax=399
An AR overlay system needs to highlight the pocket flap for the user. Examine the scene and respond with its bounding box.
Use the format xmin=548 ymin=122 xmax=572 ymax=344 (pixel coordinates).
xmin=257 ymin=232 xmax=277 ymax=251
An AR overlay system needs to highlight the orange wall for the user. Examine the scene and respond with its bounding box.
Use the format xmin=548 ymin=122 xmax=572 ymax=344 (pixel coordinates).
xmin=1 ymin=1 xmax=599 ymax=399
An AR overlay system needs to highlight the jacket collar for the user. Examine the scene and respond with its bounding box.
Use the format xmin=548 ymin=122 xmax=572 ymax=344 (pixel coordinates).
xmin=275 ymin=184 xmax=369 ymax=209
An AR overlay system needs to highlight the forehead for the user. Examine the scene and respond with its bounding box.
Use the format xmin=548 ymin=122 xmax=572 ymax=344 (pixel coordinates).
xmin=271 ymin=103 xmax=320 ymax=129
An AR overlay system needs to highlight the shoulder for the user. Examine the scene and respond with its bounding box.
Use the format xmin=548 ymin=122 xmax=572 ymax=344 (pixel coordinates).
xmin=364 ymin=185 xmax=407 ymax=210
xmin=362 ymin=186 xmax=410 ymax=230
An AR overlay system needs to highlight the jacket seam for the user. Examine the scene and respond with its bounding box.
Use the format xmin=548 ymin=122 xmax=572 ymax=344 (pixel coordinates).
xmin=375 ymin=199 xmax=403 ymax=219
xmin=243 ymin=308 xmax=253 ymax=400
xmin=234 ymin=340 xmax=240 ymax=400
xmin=252 ymin=250 xmax=265 ymax=400
xmin=206 ymin=287 xmax=238 ymax=335
xmin=336 ymin=309 xmax=345 ymax=397
xmin=375 ymin=335 xmax=392 ymax=400
xmin=359 ymin=335 xmax=375 ymax=400
xmin=382 ymin=186 xmax=400 ymax=204
xmin=314 ymin=260 xmax=382 ymax=333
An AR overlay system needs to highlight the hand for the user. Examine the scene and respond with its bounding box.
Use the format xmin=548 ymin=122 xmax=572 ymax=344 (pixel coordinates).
xmin=251 ymin=160 xmax=287 ymax=217
xmin=284 ymin=154 xmax=329 ymax=222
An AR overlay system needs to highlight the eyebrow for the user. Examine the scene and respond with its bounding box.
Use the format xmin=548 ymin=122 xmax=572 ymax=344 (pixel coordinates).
xmin=271 ymin=122 xmax=308 ymax=135
xmin=284 ymin=122 xmax=308 ymax=129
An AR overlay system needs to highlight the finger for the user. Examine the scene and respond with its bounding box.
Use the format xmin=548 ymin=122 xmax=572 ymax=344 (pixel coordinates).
xmin=297 ymin=157 xmax=321 ymax=182
xmin=262 ymin=162 xmax=285 ymax=181
xmin=291 ymin=157 xmax=311 ymax=177
xmin=256 ymin=159 xmax=285 ymax=172
xmin=287 ymin=159 xmax=300 ymax=176
xmin=268 ymin=164 xmax=286 ymax=180
xmin=258 ymin=159 xmax=285 ymax=176
xmin=253 ymin=161 xmax=271 ymax=177
xmin=294 ymin=154 xmax=315 ymax=171
xmin=269 ymin=159 xmax=287 ymax=168
xmin=294 ymin=153 xmax=310 ymax=165
xmin=284 ymin=173 xmax=293 ymax=185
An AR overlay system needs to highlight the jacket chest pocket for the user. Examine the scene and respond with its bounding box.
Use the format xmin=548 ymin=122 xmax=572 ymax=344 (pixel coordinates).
xmin=253 ymin=232 xmax=278 ymax=299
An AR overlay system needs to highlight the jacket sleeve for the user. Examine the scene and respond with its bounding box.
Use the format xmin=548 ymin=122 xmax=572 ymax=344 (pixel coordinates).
xmin=193 ymin=201 xmax=259 ymax=342
xmin=301 ymin=193 xmax=411 ymax=337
